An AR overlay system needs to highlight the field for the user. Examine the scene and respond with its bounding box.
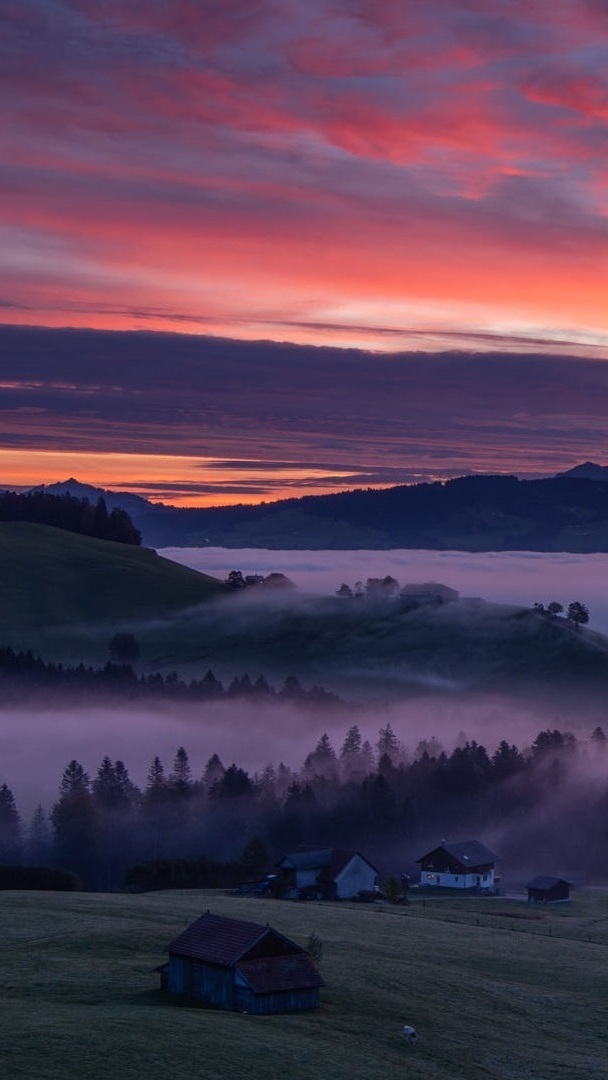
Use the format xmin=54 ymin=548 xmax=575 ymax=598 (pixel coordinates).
xmin=2 ymin=889 xmax=608 ymax=1079
xmin=0 ymin=522 xmax=224 ymax=656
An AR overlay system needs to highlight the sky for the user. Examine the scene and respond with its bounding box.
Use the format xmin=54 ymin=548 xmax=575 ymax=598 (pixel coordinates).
xmin=1 ymin=1 xmax=608 ymax=502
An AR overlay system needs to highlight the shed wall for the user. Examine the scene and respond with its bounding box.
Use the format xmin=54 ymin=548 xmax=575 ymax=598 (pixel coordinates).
xmin=168 ymin=955 xmax=234 ymax=1008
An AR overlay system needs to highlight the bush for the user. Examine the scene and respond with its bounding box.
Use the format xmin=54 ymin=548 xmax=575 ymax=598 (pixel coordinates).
xmin=108 ymin=632 xmax=141 ymax=663
xmin=381 ymin=875 xmax=404 ymax=904
xmin=0 ymin=865 xmax=82 ymax=891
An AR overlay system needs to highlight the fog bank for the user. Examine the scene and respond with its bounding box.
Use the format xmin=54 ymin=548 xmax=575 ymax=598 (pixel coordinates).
xmin=0 ymin=693 xmax=591 ymax=816
xmin=162 ymin=547 xmax=608 ymax=633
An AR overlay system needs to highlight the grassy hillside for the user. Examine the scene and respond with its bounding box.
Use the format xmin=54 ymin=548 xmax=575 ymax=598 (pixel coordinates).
xmin=113 ymin=593 xmax=608 ymax=700
xmin=1 ymin=522 xmax=607 ymax=702
xmin=0 ymin=522 xmax=225 ymax=636
xmin=2 ymin=888 xmax=608 ymax=1080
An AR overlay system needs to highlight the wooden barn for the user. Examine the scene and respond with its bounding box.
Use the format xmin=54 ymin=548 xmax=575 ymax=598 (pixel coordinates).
xmin=526 ymin=876 xmax=571 ymax=903
xmin=277 ymin=848 xmax=378 ymax=900
xmin=416 ymin=840 xmax=497 ymax=890
xmin=162 ymin=911 xmax=323 ymax=1013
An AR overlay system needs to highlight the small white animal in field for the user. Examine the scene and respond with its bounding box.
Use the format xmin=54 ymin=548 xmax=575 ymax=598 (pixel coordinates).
xmin=402 ymin=1025 xmax=418 ymax=1044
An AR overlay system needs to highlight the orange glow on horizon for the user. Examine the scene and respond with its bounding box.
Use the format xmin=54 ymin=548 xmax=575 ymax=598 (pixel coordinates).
xmin=0 ymin=450 xmax=365 ymax=508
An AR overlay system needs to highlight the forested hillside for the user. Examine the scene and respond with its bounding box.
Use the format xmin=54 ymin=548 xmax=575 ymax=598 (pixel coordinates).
xmin=0 ymin=490 xmax=141 ymax=545
xmin=133 ymin=474 xmax=608 ymax=550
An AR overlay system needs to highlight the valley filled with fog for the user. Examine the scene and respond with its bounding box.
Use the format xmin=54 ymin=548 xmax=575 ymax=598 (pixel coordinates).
xmin=162 ymin=546 xmax=608 ymax=632
xmin=0 ymin=693 xmax=572 ymax=817
xmin=3 ymin=544 xmax=608 ymax=888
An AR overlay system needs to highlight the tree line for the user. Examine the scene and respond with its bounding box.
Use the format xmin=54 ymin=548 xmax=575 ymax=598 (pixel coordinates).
xmin=0 ymin=646 xmax=343 ymax=706
xmin=1 ymin=723 xmax=607 ymax=891
xmin=0 ymin=490 xmax=141 ymax=545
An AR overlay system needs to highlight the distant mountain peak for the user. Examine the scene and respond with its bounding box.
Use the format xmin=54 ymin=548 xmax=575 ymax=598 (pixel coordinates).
xmin=30 ymin=479 xmax=162 ymax=515
xmin=557 ymin=462 xmax=608 ymax=481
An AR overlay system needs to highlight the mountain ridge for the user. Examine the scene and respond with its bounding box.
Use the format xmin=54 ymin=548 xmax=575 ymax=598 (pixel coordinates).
xmin=14 ymin=465 xmax=608 ymax=550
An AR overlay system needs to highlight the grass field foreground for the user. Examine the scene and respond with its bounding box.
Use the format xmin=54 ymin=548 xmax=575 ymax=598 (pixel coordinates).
xmin=1 ymin=889 xmax=608 ymax=1079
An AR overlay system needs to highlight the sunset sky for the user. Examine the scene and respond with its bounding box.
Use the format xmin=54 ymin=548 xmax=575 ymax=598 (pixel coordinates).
xmin=2 ymin=1 xmax=608 ymax=504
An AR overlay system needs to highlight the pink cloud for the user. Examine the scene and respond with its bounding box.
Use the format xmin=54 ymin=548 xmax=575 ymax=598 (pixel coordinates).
xmin=0 ymin=1 xmax=607 ymax=350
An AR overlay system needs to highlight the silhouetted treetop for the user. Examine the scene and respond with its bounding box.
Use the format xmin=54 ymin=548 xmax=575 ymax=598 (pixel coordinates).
xmin=0 ymin=490 xmax=141 ymax=544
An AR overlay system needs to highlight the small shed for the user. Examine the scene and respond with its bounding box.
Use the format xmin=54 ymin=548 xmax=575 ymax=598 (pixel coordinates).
xmin=163 ymin=911 xmax=323 ymax=1013
xmin=526 ymin=876 xmax=571 ymax=904
xmin=277 ymin=848 xmax=378 ymax=900
xmin=416 ymin=840 xmax=496 ymax=890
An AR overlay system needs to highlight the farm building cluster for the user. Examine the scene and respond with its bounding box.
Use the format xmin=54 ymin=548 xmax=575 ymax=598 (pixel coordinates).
xmin=158 ymin=840 xmax=572 ymax=1012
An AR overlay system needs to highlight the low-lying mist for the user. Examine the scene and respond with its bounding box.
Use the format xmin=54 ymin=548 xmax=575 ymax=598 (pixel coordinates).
xmin=162 ymin=546 xmax=608 ymax=634
xmin=3 ymin=690 xmax=608 ymax=889
xmin=3 ymin=545 xmax=608 ymax=891
xmin=0 ymin=691 xmax=598 ymax=813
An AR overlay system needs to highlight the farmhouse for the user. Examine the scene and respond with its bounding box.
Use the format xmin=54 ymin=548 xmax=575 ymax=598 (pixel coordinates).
xmin=526 ymin=876 xmax=571 ymax=904
xmin=400 ymin=582 xmax=459 ymax=605
xmin=416 ymin=840 xmax=496 ymax=890
xmin=277 ymin=847 xmax=378 ymax=900
xmin=162 ymin=911 xmax=323 ymax=1013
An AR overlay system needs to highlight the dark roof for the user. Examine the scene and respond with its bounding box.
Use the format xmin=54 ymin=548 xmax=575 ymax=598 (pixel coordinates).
xmin=526 ymin=876 xmax=571 ymax=890
xmin=238 ymin=955 xmax=324 ymax=994
xmin=416 ymin=840 xmax=497 ymax=867
xmin=279 ymin=848 xmax=378 ymax=877
xmin=279 ymin=848 xmax=333 ymax=871
xmin=167 ymin=911 xmax=295 ymax=966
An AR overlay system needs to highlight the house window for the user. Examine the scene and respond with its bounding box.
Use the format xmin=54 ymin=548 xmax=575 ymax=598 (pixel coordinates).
xmin=455 ymin=876 xmax=458 ymax=882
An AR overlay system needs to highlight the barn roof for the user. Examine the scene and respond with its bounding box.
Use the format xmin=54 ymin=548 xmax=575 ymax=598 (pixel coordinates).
xmin=167 ymin=911 xmax=298 ymax=966
xmin=238 ymin=955 xmax=324 ymax=994
xmin=416 ymin=840 xmax=496 ymax=867
xmin=279 ymin=847 xmax=378 ymax=877
xmin=279 ymin=848 xmax=334 ymax=870
xmin=526 ymin=876 xmax=571 ymax=890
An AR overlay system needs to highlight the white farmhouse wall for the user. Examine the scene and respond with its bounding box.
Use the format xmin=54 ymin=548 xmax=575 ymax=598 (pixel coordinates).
xmin=419 ymin=869 xmax=494 ymax=889
xmin=335 ymin=854 xmax=376 ymax=898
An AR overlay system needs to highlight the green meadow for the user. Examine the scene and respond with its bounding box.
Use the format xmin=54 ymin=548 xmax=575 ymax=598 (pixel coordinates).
xmin=1 ymin=888 xmax=608 ymax=1080
xmin=0 ymin=522 xmax=224 ymax=658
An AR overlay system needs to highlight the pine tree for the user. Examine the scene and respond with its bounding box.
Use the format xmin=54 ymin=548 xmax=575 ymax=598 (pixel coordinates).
xmin=51 ymin=761 xmax=98 ymax=886
xmin=25 ymin=804 xmax=51 ymax=865
xmin=0 ymin=782 xmax=22 ymax=863
xmin=341 ymin=725 xmax=362 ymax=759
xmin=303 ymin=733 xmax=338 ymax=780
xmin=340 ymin=725 xmax=368 ymax=779
xmin=170 ymin=747 xmax=193 ymax=797
xmin=145 ymin=756 xmax=166 ymax=798
xmin=591 ymin=726 xmax=607 ymax=752
xmin=201 ymin=754 xmax=225 ymax=788
xmin=376 ymin=723 xmax=401 ymax=764
xmin=239 ymin=837 xmax=270 ymax=877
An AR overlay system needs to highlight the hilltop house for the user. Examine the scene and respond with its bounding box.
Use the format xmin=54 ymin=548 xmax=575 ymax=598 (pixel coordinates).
xmin=526 ymin=876 xmax=571 ymax=903
xmin=400 ymin=582 xmax=459 ymax=606
xmin=161 ymin=911 xmax=323 ymax=1013
xmin=277 ymin=848 xmax=378 ymax=900
xmin=416 ymin=840 xmax=496 ymax=890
